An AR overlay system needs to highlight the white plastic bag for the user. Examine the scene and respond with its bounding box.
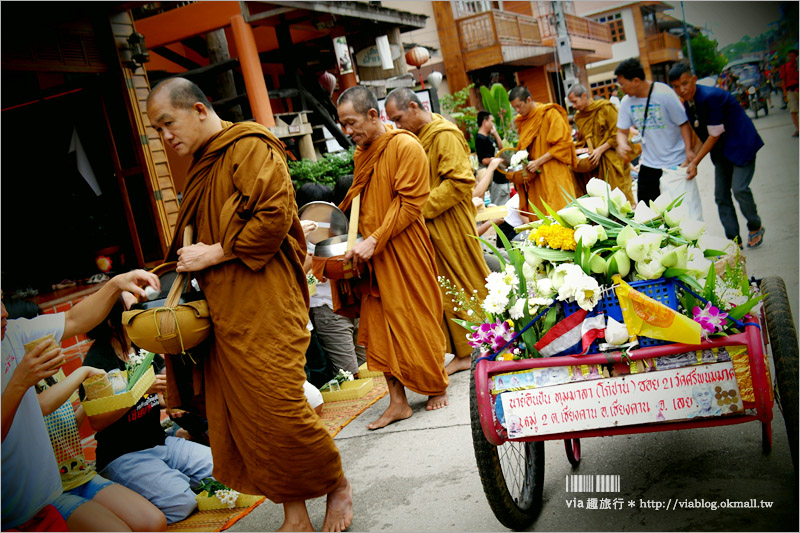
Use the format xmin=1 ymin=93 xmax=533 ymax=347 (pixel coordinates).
xmin=660 ymin=166 xmax=703 ymax=221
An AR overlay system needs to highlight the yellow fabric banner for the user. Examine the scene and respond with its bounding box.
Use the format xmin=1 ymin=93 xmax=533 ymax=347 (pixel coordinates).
xmin=612 ymin=275 xmax=702 ymax=346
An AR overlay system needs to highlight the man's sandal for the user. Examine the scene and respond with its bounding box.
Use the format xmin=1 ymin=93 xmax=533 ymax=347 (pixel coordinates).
xmin=747 ymin=227 xmax=765 ymax=249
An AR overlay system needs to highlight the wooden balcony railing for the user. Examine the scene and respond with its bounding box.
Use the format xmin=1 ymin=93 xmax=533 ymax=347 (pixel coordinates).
xmin=456 ymin=10 xmax=541 ymax=53
xmin=538 ymin=13 xmax=611 ymax=43
xmin=646 ymin=31 xmax=682 ymax=53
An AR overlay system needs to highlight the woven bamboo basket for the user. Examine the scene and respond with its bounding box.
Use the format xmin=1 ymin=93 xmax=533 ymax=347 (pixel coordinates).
xmin=195 ymin=491 xmax=264 ymax=511
xmin=321 ymin=378 xmax=374 ymax=402
xmin=82 ymin=366 xmax=155 ymax=416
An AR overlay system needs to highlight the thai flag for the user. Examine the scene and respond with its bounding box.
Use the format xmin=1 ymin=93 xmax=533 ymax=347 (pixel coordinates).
xmin=534 ymin=309 xmax=606 ymax=357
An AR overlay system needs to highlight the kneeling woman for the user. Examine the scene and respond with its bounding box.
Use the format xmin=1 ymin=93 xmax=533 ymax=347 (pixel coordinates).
xmin=82 ymin=292 xmax=214 ymax=524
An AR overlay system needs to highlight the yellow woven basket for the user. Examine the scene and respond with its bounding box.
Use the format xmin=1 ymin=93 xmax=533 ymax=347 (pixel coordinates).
xmin=357 ymin=362 xmax=384 ymax=379
xmin=82 ymin=366 xmax=156 ymax=416
xmin=321 ymin=378 xmax=374 ymax=403
xmin=195 ymin=491 xmax=264 ymax=511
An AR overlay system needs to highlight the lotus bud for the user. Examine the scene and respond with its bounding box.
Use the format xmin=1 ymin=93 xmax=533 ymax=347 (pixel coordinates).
xmin=679 ymin=219 xmax=706 ymax=241
xmin=610 ymin=188 xmax=632 ymax=214
xmin=586 ymin=178 xmax=611 ymax=198
xmin=616 ymin=225 xmax=638 ymax=248
xmin=557 ymin=206 xmax=587 ymax=227
xmin=649 ymin=193 xmax=674 ymax=215
xmin=573 ymin=224 xmax=598 ymax=248
xmin=523 ymin=248 xmax=544 ymax=268
xmin=595 ymin=225 xmax=608 ymax=243
xmin=632 ymin=201 xmax=659 ymax=223
xmin=605 ymin=316 xmax=629 ymax=345
xmin=660 ymin=244 xmax=688 ymax=269
xmin=635 ymin=256 xmax=667 ymax=279
xmin=590 ymin=253 xmax=608 ymax=274
xmin=611 ymin=249 xmax=631 ymax=278
xmin=664 ymin=204 xmax=688 ymax=228
xmin=522 ymin=262 xmax=536 ymax=282
xmin=697 ymin=234 xmax=736 ymax=255
xmin=577 ymin=196 xmax=608 ymax=217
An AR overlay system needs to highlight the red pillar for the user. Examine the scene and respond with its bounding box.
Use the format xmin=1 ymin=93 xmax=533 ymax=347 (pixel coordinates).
xmin=230 ymin=14 xmax=275 ymax=127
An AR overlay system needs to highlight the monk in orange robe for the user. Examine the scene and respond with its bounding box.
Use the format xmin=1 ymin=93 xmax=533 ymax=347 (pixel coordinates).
xmin=509 ymin=86 xmax=579 ymax=216
xmin=337 ymin=86 xmax=450 ymax=430
xmin=384 ymin=88 xmax=490 ymax=376
xmin=146 ymin=78 xmax=351 ymax=533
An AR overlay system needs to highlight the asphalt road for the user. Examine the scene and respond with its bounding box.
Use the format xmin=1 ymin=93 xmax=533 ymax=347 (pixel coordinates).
xmin=231 ymin=105 xmax=798 ymax=533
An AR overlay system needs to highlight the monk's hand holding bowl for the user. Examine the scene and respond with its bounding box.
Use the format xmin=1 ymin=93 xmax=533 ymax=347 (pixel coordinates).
xmin=177 ymin=242 xmax=226 ymax=273
xmin=344 ymin=235 xmax=377 ymax=272
xmin=589 ymin=146 xmax=605 ymax=166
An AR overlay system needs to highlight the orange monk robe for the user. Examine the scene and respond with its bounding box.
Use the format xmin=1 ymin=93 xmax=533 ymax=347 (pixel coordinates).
xmin=417 ymin=114 xmax=490 ymax=360
xmin=166 ymin=121 xmax=342 ymax=503
xmin=574 ymin=99 xmax=634 ymax=203
xmin=339 ymin=127 xmax=449 ymax=396
xmin=515 ymin=103 xmax=579 ymax=216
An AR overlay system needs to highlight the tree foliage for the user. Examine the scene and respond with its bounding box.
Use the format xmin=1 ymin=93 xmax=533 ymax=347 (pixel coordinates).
xmin=440 ymin=83 xmax=479 ymax=152
xmin=288 ymin=147 xmax=354 ymax=189
xmin=684 ymin=33 xmax=727 ymax=78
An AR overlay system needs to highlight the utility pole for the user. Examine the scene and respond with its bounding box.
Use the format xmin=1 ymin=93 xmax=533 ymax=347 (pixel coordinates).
xmin=552 ymin=1 xmax=578 ymax=100
xmin=681 ymin=1 xmax=695 ymax=74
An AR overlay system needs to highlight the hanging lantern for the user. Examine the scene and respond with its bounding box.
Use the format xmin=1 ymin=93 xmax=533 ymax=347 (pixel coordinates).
xmin=405 ymin=46 xmax=430 ymax=69
xmin=427 ymin=71 xmax=443 ymax=90
xmin=318 ymin=71 xmax=337 ymax=95
xmin=405 ymin=46 xmax=430 ymax=89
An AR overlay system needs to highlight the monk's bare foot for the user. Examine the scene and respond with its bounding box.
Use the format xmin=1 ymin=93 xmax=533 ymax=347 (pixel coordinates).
xmin=426 ymin=391 xmax=449 ymax=410
xmin=278 ymin=501 xmax=314 ymax=532
xmin=445 ymin=356 xmax=471 ymax=375
xmin=366 ymin=403 xmax=412 ymax=430
xmin=322 ymin=476 xmax=353 ymax=532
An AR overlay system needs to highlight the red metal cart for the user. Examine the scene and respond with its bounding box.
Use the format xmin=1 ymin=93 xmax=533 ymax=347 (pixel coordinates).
xmin=469 ymin=276 xmax=798 ymax=530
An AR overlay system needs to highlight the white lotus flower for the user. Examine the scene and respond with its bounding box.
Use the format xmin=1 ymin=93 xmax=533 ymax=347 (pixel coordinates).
xmin=522 ymin=247 xmax=544 ymax=268
xmin=616 ymin=225 xmax=638 ymax=248
xmin=574 ymin=224 xmax=599 ymax=248
xmin=664 ymin=204 xmax=688 ymax=228
xmin=509 ymin=150 xmax=529 ymax=168
xmin=659 ymin=244 xmax=688 ymax=269
xmin=605 ymin=316 xmax=629 ymax=345
xmin=550 ymin=263 xmax=583 ymax=290
xmin=535 ymin=277 xmax=555 ymax=298
xmin=577 ymin=196 xmax=608 ymax=216
xmin=649 ymin=192 xmax=674 ymax=215
xmin=610 ymin=187 xmax=632 ymax=214
xmin=557 ymin=206 xmax=587 ymax=227
xmin=632 ymin=201 xmax=659 ymax=223
xmin=590 ymin=253 xmax=608 ymax=274
xmin=686 ymin=247 xmax=713 ymax=278
xmin=521 ymin=262 xmax=536 ymax=282
xmin=625 ymin=233 xmax=662 ymax=262
xmin=586 ymin=177 xmax=611 ymax=198
xmin=635 ymin=256 xmax=667 ymax=279
xmin=679 ymin=218 xmax=706 ymax=241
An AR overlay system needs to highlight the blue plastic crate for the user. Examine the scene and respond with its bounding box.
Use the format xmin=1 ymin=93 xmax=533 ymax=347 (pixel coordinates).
xmin=561 ymin=277 xmax=679 ymax=354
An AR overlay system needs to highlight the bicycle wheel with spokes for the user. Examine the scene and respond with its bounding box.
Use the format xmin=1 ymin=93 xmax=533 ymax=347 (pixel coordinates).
xmin=470 ymin=358 xmax=544 ymax=530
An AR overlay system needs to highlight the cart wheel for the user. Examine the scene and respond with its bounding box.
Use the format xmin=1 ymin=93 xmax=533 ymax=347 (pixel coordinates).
xmin=470 ymin=356 xmax=544 ymax=530
xmin=760 ymin=276 xmax=799 ymax=472
xmin=564 ymin=438 xmax=581 ymax=466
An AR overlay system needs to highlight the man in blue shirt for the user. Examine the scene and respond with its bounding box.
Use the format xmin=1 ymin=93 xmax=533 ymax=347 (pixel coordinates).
xmin=669 ymin=62 xmax=765 ymax=249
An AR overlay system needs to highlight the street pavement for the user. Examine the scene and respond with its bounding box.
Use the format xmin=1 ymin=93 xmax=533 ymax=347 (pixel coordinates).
xmin=231 ymin=105 xmax=798 ymax=532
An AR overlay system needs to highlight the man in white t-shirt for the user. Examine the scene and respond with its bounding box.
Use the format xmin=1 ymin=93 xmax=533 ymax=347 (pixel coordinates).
xmin=1 ymin=270 xmax=159 ymax=530
xmin=614 ymin=58 xmax=696 ymax=205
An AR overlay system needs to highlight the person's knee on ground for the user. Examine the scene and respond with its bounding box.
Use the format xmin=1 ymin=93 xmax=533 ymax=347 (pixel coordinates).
xmin=152 ymin=486 xmax=199 ymax=524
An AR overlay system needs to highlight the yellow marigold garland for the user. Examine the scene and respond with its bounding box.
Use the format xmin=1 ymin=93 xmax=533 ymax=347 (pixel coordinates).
xmin=529 ymin=224 xmax=577 ymax=251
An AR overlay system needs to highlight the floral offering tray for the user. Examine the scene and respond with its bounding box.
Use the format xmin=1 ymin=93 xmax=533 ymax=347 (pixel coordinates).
xmin=357 ymin=362 xmax=384 ymax=379
xmin=196 ymin=491 xmax=264 ymax=511
xmin=82 ymin=366 xmax=155 ymax=416
xmin=321 ymin=378 xmax=374 ymax=402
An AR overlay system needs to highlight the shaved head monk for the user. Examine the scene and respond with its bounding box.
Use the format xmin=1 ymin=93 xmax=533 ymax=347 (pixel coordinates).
xmin=384 ymin=87 xmax=490 ymax=376
xmin=146 ymin=77 xmax=352 ymax=532
xmin=336 ymin=86 xmax=450 ymax=429
xmin=508 ymin=86 xmax=579 ymax=215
